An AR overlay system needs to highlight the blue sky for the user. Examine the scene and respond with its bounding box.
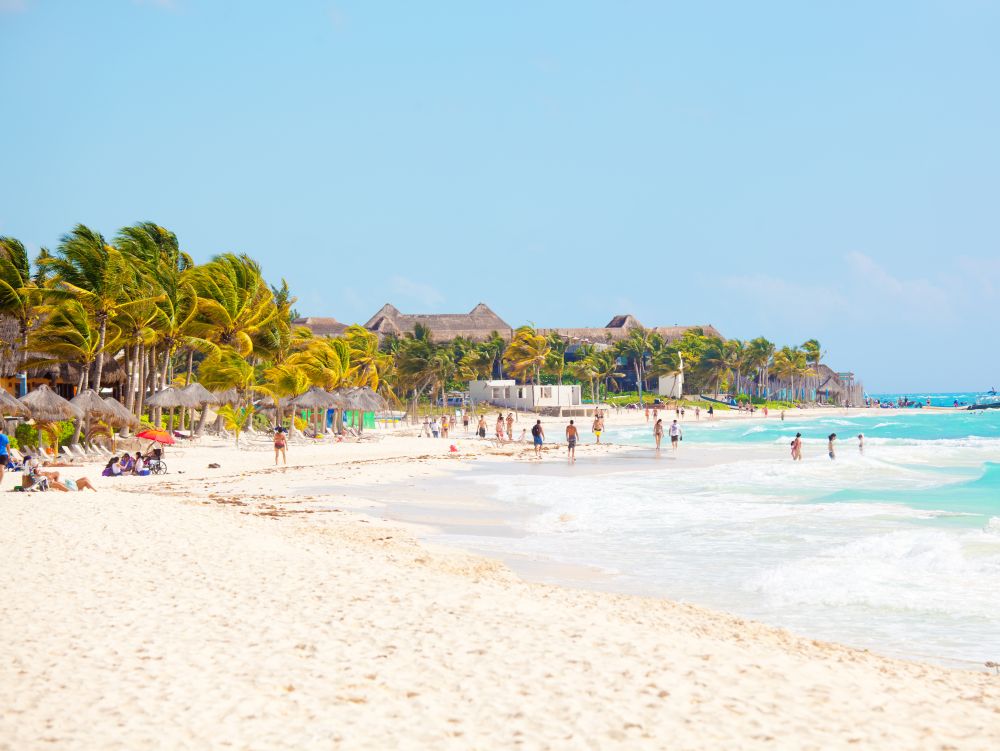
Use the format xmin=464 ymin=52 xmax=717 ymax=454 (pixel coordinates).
xmin=2 ymin=1 xmax=998 ymax=392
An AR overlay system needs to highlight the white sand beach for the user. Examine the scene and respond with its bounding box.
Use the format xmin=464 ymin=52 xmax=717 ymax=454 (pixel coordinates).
xmin=2 ymin=427 xmax=999 ymax=750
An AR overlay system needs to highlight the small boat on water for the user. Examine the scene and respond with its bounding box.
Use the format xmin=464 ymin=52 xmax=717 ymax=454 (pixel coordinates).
xmin=968 ymin=388 xmax=1000 ymax=410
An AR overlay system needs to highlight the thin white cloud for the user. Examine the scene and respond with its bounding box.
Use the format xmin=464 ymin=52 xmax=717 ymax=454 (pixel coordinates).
xmin=845 ymin=251 xmax=950 ymax=308
xmin=0 ymin=0 xmax=27 ymax=12
xmin=389 ymin=275 xmax=444 ymax=308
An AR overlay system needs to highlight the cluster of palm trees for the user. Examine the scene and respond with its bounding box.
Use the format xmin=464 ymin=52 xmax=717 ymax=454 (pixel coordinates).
xmin=1 ymin=223 xmax=831 ymax=424
xmin=0 ymin=224 xmax=391 ymax=431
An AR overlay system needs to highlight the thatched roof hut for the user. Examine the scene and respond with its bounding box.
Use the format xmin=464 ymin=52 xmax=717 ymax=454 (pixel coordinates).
xmin=181 ymin=382 xmax=219 ymax=406
xmin=70 ymin=389 xmax=118 ymax=419
xmin=19 ymin=384 xmax=83 ymax=422
xmin=0 ymin=388 xmax=30 ymax=418
xmin=339 ymin=386 xmax=387 ymax=412
xmin=146 ymin=386 xmax=202 ymax=409
xmin=364 ymin=303 xmax=512 ymax=342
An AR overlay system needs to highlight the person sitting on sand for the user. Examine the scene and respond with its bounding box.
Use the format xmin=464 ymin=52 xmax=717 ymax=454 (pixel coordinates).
xmin=24 ymin=455 xmax=60 ymax=483
xmin=531 ymin=420 xmax=544 ymax=458
xmin=48 ymin=476 xmax=97 ymax=492
xmin=132 ymin=452 xmax=145 ymax=475
xmin=120 ymin=453 xmax=134 ymax=473
xmin=102 ymin=457 xmax=122 ymax=477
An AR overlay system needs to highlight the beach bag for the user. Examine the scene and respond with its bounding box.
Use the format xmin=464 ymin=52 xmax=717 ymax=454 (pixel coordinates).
xmin=138 ymin=469 xmax=151 ymax=476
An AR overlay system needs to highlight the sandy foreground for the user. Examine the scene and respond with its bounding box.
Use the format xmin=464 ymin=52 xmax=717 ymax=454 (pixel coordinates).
xmin=2 ymin=423 xmax=999 ymax=750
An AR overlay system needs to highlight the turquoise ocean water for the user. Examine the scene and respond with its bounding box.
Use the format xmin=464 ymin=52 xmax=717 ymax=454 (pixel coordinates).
xmin=441 ymin=399 xmax=1000 ymax=667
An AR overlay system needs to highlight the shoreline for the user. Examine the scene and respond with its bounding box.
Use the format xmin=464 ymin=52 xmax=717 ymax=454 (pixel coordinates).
xmin=2 ymin=429 xmax=999 ymax=748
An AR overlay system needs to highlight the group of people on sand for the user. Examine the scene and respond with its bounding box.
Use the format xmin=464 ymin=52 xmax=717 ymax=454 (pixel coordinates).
xmin=0 ymin=426 xmax=97 ymax=492
xmin=790 ymin=432 xmax=865 ymax=461
xmin=102 ymin=452 xmax=154 ymax=477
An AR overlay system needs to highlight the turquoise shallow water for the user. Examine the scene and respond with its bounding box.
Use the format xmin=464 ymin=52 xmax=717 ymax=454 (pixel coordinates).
xmin=443 ymin=409 xmax=1000 ymax=667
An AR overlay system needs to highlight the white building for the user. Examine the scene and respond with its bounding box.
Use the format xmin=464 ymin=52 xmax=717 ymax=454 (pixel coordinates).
xmin=657 ymin=373 xmax=683 ymax=398
xmin=469 ymin=379 xmax=589 ymax=416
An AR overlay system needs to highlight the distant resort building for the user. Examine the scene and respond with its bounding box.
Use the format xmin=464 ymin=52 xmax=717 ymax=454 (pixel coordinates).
xmin=468 ymin=379 xmax=591 ymax=417
xmin=538 ymin=315 xmax=723 ymax=344
xmin=291 ymin=316 xmax=350 ymax=338
xmin=363 ymin=303 xmax=512 ymax=342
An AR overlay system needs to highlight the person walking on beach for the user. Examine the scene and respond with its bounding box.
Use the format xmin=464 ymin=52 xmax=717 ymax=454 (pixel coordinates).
xmin=531 ymin=419 xmax=545 ymax=458
xmin=828 ymin=433 xmax=837 ymax=460
xmin=654 ymin=418 xmax=664 ymax=453
xmin=421 ymin=417 xmax=431 ymax=437
xmin=506 ymin=413 xmax=514 ymax=441
xmin=592 ymin=414 xmax=604 ymax=444
xmin=645 ymin=407 xmax=650 ymax=423
xmin=858 ymin=433 xmax=865 ymax=454
xmin=669 ymin=419 xmax=682 ymax=452
xmin=440 ymin=415 xmax=449 ymax=439
xmin=496 ymin=413 xmax=505 ymax=442
xmin=0 ymin=425 xmax=9 ymax=487
xmin=707 ymin=405 xmax=714 ymax=419
xmin=780 ymin=410 xmax=785 ymax=422
xmin=791 ymin=432 xmax=802 ymax=461
xmin=462 ymin=410 xmax=470 ymax=434
xmin=477 ymin=414 xmax=487 ymax=439
xmin=566 ymin=420 xmax=579 ymax=463
xmin=695 ymin=406 xmax=700 ymax=420
xmin=430 ymin=417 xmax=439 ymax=438
xmin=273 ymin=427 xmax=287 ymax=466
xmin=652 ymin=407 xmax=658 ymax=422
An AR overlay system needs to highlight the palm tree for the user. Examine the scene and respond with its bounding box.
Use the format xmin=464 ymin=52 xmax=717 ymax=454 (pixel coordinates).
xmin=482 ymin=330 xmax=506 ymax=378
xmin=42 ymin=224 xmax=140 ymax=393
xmin=186 ymin=253 xmax=278 ymax=358
xmin=544 ymin=332 xmax=569 ymax=384
xmin=616 ymin=327 xmax=655 ymax=404
xmin=503 ymin=326 xmax=550 ymax=384
xmin=699 ymin=337 xmax=729 ymax=399
xmin=590 ymin=350 xmax=624 ymax=403
xmin=344 ymin=324 xmax=389 ymax=390
xmin=0 ymin=237 xmax=42 ymax=389
xmin=260 ymin=362 xmax=310 ymax=427
xmin=570 ymin=353 xmax=599 ymax=405
xmin=747 ymin=337 xmax=775 ymax=399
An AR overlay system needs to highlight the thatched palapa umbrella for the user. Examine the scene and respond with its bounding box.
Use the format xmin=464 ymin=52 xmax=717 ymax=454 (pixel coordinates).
xmin=18 ymin=385 xmax=83 ymax=457
xmin=290 ymin=387 xmax=338 ymax=434
xmin=146 ymin=386 xmax=202 ymax=432
xmin=0 ymin=388 xmax=30 ymax=419
xmin=337 ymin=387 xmax=387 ymax=433
xmin=103 ymin=396 xmax=141 ymax=430
xmin=69 ymin=388 xmax=119 ymax=446
xmin=182 ymin=382 xmax=220 ymax=436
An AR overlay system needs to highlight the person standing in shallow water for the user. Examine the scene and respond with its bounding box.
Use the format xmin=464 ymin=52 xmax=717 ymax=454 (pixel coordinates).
xmin=828 ymin=433 xmax=837 ymax=460
xmin=654 ymin=418 xmax=664 ymax=453
xmin=858 ymin=433 xmax=865 ymax=454
xmin=791 ymin=432 xmax=802 ymax=461
xmin=566 ymin=420 xmax=579 ymax=463
xmin=531 ymin=419 xmax=545 ymax=458
xmin=669 ymin=419 xmax=682 ymax=452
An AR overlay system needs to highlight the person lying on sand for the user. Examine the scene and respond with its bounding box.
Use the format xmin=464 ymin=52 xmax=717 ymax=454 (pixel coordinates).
xmin=47 ymin=476 xmax=97 ymax=492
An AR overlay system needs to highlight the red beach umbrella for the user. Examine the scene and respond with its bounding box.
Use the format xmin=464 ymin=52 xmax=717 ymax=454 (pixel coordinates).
xmin=136 ymin=428 xmax=176 ymax=445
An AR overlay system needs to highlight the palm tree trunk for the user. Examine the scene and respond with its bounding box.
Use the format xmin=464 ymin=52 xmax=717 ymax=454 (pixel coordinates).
xmin=18 ymin=324 xmax=29 ymax=397
xmin=135 ymin=344 xmax=146 ymax=418
xmin=93 ymin=315 xmax=107 ymax=394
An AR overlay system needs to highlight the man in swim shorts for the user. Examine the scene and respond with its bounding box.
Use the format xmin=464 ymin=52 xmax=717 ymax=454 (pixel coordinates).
xmin=531 ymin=419 xmax=544 ymax=458
xmin=592 ymin=415 xmax=603 ymax=444
xmin=566 ymin=420 xmax=579 ymax=463
xmin=669 ymin=419 xmax=682 ymax=452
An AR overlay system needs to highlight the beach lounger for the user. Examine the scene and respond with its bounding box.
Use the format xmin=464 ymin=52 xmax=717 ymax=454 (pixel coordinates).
xmin=68 ymin=444 xmax=90 ymax=461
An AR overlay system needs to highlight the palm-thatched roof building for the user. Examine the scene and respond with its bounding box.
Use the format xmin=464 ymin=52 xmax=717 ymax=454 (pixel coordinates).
xmin=538 ymin=315 xmax=723 ymax=344
xmin=363 ymin=303 xmax=512 ymax=342
xmin=292 ymin=316 xmax=350 ymax=338
xmin=1 ymin=313 xmax=127 ymax=398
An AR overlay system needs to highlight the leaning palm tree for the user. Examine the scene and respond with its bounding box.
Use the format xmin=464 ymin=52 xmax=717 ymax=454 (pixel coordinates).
xmin=503 ymin=326 xmax=550 ymax=384
xmin=186 ymin=253 xmax=279 ymax=358
xmin=616 ymin=327 xmax=656 ymax=405
xmin=42 ymin=224 xmax=147 ymax=393
xmin=343 ymin=324 xmax=389 ymax=391
xmin=0 ymin=237 xmax=43 ymax=386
